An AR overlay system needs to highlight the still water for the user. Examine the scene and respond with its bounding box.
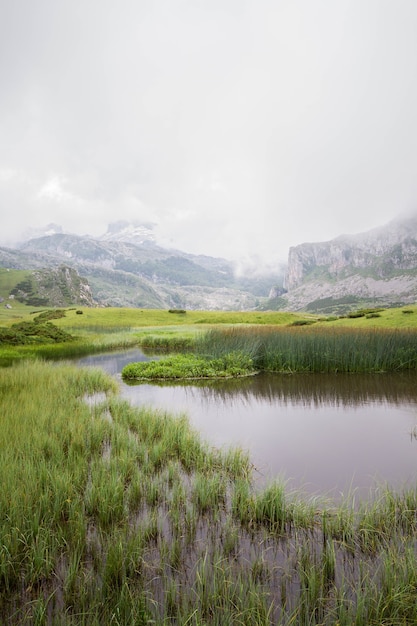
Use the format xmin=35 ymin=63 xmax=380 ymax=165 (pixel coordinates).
xmin=76 ymin=349 xmax=417 ymax=499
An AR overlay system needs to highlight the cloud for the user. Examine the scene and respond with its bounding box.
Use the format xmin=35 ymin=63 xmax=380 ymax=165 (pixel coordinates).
xmin=1 ymin=0 xmax=417 ymax=263
xmin=37 ymin=176 xmax=69 ymax=202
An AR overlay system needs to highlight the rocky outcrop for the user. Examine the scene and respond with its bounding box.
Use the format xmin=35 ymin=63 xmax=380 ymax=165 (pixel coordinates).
xmin=281 ymin=215 xmax=417 ymax=312
xmin=10 ymin=265 xmax=95 ymax=307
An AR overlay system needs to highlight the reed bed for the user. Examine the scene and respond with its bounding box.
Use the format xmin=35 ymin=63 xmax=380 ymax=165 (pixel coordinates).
xmin=196 ymin=326 xmax=417 ymax=372
xmin=2 ymin=361 xmax=417 ymax=624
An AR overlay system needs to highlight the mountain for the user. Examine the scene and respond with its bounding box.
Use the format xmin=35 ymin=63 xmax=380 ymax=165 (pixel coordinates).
xmin=19 ymin=223 xmax=64 ymax=243
xmin=0 ymin=227 xmax=284 ymax=310
xmin=7 ymin=215 xmax=415 ymax=314
xmin=99 ymin=220 xmax=156 ymax=245
xmin=275 ymin=215 xmax=417 ymax=314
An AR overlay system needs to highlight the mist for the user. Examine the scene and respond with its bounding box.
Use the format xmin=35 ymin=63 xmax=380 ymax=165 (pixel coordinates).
xmin=1 ymin=0 xmax=417 ymax=265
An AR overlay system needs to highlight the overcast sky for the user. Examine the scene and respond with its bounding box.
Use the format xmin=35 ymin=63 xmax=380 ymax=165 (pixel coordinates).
xmin=1 ymin=0 xmax=417 ymax=266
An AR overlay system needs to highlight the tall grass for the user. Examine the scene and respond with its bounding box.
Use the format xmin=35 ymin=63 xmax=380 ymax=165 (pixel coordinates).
xmin=196 ymin=326 xmax=417 ymax=372
xmin=3 ymin=360 xmax=417 ymax=624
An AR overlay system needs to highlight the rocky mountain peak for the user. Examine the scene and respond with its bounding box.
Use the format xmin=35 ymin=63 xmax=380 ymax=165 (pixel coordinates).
xmin=21 ymin=223 xmax=64 ymax=242
xmin=99 ymin=221 xmax=156 ymax=245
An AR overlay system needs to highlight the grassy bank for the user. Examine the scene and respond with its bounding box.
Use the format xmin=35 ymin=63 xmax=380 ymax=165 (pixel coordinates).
xmin=2 ymin=361 xmax=417 ymax=624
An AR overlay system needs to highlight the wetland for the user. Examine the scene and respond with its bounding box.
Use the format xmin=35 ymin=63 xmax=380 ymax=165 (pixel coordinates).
xmin=2 ymin=307 xmax=417 ymax=624
xmin=78 ymin=348 xmax=417 ymax=498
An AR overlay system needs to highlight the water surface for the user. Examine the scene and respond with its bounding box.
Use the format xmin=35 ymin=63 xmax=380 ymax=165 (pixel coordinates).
xmin=76 ymin=349 xmax=417 ymax=498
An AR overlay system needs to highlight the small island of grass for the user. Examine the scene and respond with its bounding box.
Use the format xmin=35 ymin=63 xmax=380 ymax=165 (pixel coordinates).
xmin=122 ymin=351 xmax=255 ymax=380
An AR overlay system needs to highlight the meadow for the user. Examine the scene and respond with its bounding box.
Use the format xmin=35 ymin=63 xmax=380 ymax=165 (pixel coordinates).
xmin=1 ymin=304 xmax=417 ymax=622
xmin=3 ymin=304 xmax=417 ymax=373
xmin=0 ymin=306 xmax=303 ymax=366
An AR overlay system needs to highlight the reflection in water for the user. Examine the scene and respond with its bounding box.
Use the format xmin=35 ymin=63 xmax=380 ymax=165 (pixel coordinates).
xmin=156 ymin=371 xmax=417 ymax=408
xmin=75 ymin=348 xmax=151 ymax=376
xmin=76 ymin=349 xmax=417 ymax=499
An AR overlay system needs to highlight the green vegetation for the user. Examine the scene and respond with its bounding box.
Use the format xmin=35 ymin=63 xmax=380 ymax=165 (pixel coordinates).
xmin=347 ymin=307 xmax=385 ymax=318
xmin=3 ymin=361 xmax=417 ymax=624
xmin=122 ymin=351 xmax=255 ymax=380
xmin=0 ymin=268 xmax=32 ymax=300
xmin=0 ymin=307 xmax=305 ymax=366
xmin=0 ymin=266 xmax=92 ymax=308
xmin=54 ymin=306 xmax=302 ymax=328
xmin=195 ymin=326 xmax=417 ymax=373
xmin=10 ymin=275 xmax=49 ymax=306
xmin=2 ymin=303 xmax=417 ymax=621
xmin=2 ymin=304 xmax=417 ymax=372
xmin=0 ymin=320 xmax=73 ymax=345
xmin=0 ymin=309 xmax=74 ymax=346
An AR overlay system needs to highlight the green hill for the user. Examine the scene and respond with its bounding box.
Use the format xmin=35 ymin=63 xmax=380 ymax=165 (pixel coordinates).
xmin=0 ymin=266 xmax=95 ymax=308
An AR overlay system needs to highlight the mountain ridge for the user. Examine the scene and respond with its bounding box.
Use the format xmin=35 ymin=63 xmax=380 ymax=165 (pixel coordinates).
xmin=0 ymin=226 xmax=284 ymax=310
xmin=2 ymin=216 xmax=416 ymax=312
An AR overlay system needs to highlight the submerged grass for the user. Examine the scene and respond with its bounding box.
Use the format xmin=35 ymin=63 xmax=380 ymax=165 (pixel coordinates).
xmin=2 ymin=361 xmax=417 ymax=624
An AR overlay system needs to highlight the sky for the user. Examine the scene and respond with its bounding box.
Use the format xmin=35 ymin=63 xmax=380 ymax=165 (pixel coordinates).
xmin=1 ymin=0 xmax=417 ymax=267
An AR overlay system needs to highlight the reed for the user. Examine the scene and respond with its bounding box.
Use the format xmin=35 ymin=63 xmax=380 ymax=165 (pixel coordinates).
xmin=196 ymin=326 xmax=417 ymax=373
xmin=192 ymin=472 xmax=227 ymax=515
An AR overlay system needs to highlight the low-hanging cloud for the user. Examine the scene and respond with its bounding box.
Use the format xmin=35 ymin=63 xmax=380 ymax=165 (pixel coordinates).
xmin=1 ymin=0 xmax=417 ymax=263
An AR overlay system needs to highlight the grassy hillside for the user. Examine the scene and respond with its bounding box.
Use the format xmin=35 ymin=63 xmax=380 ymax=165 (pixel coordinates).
xmin=0 ymin=268 xmax=31 ymax=301
xmin=0 ymin=266 xmax=94 ymax=308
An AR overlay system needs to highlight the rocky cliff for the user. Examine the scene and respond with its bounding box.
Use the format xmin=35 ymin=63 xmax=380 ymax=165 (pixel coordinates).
xmin=281 ymin=215 xmax=417 ymax=313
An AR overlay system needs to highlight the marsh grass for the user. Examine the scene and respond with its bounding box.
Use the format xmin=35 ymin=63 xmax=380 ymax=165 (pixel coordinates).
xmin=196 ymin=326 xmax=417 ymax=373
xmin=3 ymin=361 xmax=417 ymax=624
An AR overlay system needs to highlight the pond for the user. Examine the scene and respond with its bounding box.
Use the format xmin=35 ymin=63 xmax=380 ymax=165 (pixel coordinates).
xmin=76 ymin=348 xmax=417 ymax=499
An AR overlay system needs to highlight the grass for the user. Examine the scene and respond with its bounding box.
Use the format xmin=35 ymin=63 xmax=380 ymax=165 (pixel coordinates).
xmin=195 ymin=326 xmax=417 ymax=373
xmin=3 ymin=360 xmax=417 ymax=623
xmin=2 ymin=303 xmax=417 ymax=368
xmin=2 ymin=303 xmax=417 ymax=621
xmin=53 ymin=306 xmax=304 ymax=329
xmin=0 ymin=307 xmax=304 ymax=366
xmin=122 ymin=351 xmax=255 ymax=380
xmin=0 ymin=268 xmax=31 ymax=300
